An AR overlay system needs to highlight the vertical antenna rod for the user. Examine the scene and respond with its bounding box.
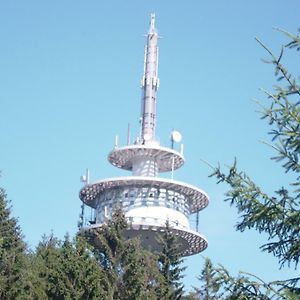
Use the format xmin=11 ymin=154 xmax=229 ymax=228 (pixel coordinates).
xmin=140 ymin=13 xmax=159 ymax=142
xmin=78 ymin=168 xmax=90 ymax=229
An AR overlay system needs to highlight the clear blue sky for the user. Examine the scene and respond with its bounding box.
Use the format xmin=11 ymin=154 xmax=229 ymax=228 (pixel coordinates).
xmin=1 ymin=0 xmax=299 ymax=291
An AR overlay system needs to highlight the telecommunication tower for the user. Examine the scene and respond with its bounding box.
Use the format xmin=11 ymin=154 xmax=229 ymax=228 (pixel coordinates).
xmin=79 ymin=14 xmax=209 ymax=256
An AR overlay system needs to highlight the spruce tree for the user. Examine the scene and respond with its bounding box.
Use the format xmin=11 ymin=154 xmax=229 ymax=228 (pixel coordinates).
xmin=192 ymin=258 xmax=222 ymax=299
xmin=33 ymin=234 xmax=66 ymax=299
xmin=199 ymin=28 xmax=300 ymax=299
xmin=86 ymin=208 xmax=164 ymax=299
xmin=33 ymin=233 xmax=109 ymax=299
xmin=0 ymin=186 xmax=42 ymax=299
xmin=157 ymin=221 xmax=186 ymax=300
xmin=194 ymin=258 xmax=278 ymax=299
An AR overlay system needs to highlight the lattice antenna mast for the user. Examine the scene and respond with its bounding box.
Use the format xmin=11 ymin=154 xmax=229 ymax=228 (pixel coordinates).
xmin=140 ymin=13 xmax=159 ymax=143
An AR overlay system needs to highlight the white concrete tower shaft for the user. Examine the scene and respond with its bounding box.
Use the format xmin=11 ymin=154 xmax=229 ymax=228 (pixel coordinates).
xmin=79 ymin=15 xmax=209 ymax=257
xmin=141 ymin=13 xmax=159 ymax=142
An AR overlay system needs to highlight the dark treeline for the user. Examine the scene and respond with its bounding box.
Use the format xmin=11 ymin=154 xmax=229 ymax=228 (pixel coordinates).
xmin=0 ymin=189 xmax=187 ymax=299
xmin=1 ymin=178 xmax=299 ymax=299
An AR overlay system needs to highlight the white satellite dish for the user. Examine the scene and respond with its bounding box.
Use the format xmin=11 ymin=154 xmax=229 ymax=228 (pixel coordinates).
xmin=171 ymin=130 xmax=182 ymax=143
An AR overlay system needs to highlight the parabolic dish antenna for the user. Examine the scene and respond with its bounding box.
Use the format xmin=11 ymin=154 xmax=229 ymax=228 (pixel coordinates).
xmin=171 ymin=130 xmax=182 ymax=143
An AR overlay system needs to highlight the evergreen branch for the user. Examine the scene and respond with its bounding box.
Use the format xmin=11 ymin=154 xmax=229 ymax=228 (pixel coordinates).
xmin=205 ymin=158 xmax=300 ymax=267
xmin=197 ymin=258 xmax=299 ymax=299
xmin=274 ymin=27 xmax=300 ymax=50
xmin=240 ymin=271 xmax=288 ymax=298
xmin=259 ymin=140 xmax=300 ymax=174
xmin=255 ymin=38 xmax=300 ymax=97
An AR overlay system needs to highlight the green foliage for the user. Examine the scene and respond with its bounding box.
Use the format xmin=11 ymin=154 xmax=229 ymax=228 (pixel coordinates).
xmin=0 ymin=193 xmax=174 ymax=299
xmin=193 ymin=257 xmax=222 ymax=299
xmin=195 ymin=258 xmax=300 ymax=300
xmin=0 ymin=186 xmax=44 ymax=299
xmin=210 ymin=159 xmax=300 ymax=268
xmin=85 ymin=208 xmax=163 ymax=299
xmin=120 ymin=238 xmax=162 ymax=300
xmin=2 ymin=26 xmax=300 ymax=300
xmin=157 ymin=221 xmax=186 ymax=300
xmin=204 ymin=28 xmax=300 ymax=298
xmin=33 ymin=233 xmax=108 ymax=299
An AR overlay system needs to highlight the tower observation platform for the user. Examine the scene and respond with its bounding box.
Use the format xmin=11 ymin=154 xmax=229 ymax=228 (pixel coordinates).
xmin=79 ymin=14 xmax=209 ymax=256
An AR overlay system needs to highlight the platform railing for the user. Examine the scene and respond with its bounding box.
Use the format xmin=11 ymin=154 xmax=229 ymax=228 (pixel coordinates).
xmin=126 ymin=215 xmax=189 ymax=230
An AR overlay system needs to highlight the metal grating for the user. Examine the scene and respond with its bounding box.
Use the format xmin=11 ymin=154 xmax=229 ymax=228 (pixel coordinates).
xmin=108 ymin=145 xmax=184 ymax=172
xmin=86 ymin=222 xmax=208 ymax=257
xmin=79 ymin=176 xmax=209 ymax=213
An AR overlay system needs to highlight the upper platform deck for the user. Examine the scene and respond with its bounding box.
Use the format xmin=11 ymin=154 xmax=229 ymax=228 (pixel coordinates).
xmin=108 ymin=144 xmax=184 ymax=173
xmin=79 ymin=176 xmax=209 ymax=213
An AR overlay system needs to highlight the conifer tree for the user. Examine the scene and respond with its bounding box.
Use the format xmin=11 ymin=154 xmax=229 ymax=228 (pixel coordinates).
xmin=192 ymin=258 xmax=222 ymax=299
xmin=194 ymin=258 xmax=283 ymax=299
xmin=199 ymin=28 xmax=300 ymax=299
xmin=0 ymin=186 xmax=42 ymax=299
xmin=33 ymin=233 xmax=108 ymax=299
xmin=157 ymin=221 xmax=186 ymax=300
xmin=86 ymin=208 xmax=164 ymax=299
